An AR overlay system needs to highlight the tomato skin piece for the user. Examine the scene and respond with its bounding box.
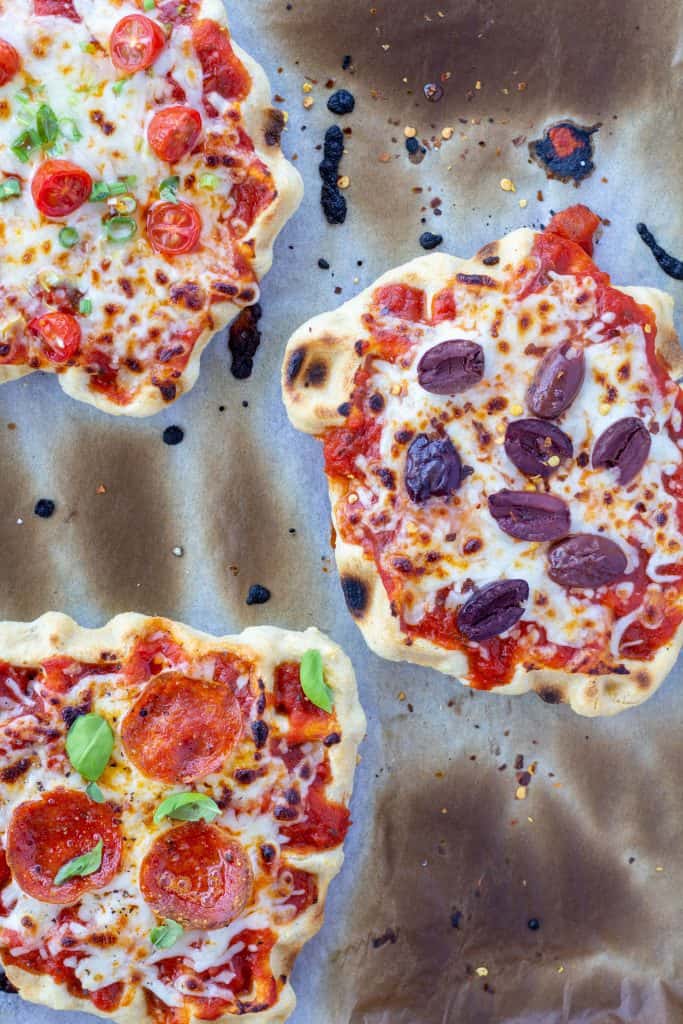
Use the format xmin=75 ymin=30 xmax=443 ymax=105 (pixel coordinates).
xmin=28 ymin=312 xmax=81 ymax=364
xmin=191 ymin=18 xmax=250 ymax=100
xmin=33 ymin=0 xmax=80 ymax=19
xmin=31 ymin=160 xmax=92 ymax=218
xmin=147 ymin=105 xmax=202 ymax=163
xmin=147 ymin=200 xmax=202 ymax=256
xmin=546 ymin=204 xmax=601 ymax=256
xmin=121 ymin=671 xmax=243 ymax=784
xmin=6 ymin=789 xmax=122 ymax=904
xmin=140 ymin=823 xmax=253 ymax=929
xmin=0 ymin=39 xmax=20 ymax=86
xmin=109 ymin=14 xmax=166 ymax=74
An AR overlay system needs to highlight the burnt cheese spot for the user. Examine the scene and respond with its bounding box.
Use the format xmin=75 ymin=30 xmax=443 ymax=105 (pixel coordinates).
xmin=455 ymin=273 xmax=497 ymax=288
xmin=341 ymin=575 xmax=368 ymax=617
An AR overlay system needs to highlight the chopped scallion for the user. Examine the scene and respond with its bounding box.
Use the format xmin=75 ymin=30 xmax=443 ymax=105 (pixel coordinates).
xmin=79 ymin=298 xmax=92 ymax=315
xmin=159 ymin=175 xmax=180 ymax=202
xmin=199 ymin=173 xmax=220 ymax=190
xmin=112 ymin=78 xmax=128 ymax=97
xmin=10 ymin=129 xmax=39 ymax=163
xmin=59 ymin=118 xmax=82 ymax=142
xmin=14 ymin=89 xmax=30 ymax=105
xmin=36 ymin=104 xmax=59 ymax=146
xmin=104 ymin=215 xmax=137 ymax=242
xmin=143 ymin=0 xmax=156 ymax=9
xmin=58 ymin=226 xmax=79 ymax=248
xmin=89 ymin=181 xmax=110 ymax=202
xmin=0 ymin=178 xmax=21 ymax=201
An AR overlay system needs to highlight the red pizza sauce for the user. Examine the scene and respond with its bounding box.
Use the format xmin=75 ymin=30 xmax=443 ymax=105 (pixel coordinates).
xmin=273 ymin=662 xmax=335 ymax=744
xmin=280 ymin=760 xmax=350 ymax=852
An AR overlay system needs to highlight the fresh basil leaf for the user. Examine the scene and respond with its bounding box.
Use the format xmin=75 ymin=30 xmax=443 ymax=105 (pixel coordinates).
xmin=159 ymin=175 xmax=180 ymax=203
xmin=150 ymin=919 xmax=183 ymax=950
xmin=153 ymin=792 xmax=220 ymax=825
xmin=54 ymin=839 xmax=103 ymax=886
xmin=36 ymin=104 xmax=59 ymax=146
xmin=86 ymin=781 xmax=105 ymax=804
xmin=299 ymin=649 xmax=334 ymax=713
xmin=66 ymin=713 xmax=114 ymax=782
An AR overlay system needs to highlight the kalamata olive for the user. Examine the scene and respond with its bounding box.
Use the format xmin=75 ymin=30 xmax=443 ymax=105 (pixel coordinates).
xmin=457 ymin=579 xmax=530 ymax=641
xmin=488 ymin=490 xmax=570 ymax=541
xmin=417 ymin=339 xmax=485 ymax=395
xmin=547 ymin=534 xmax=627 ymax=589
xmin=526 ymin=341 xmax=585 ymax=419
xmin=505 ymin=418 xmax=573 ymax=478
xmin=592 ymin=416 xmax=651 ymax=485
xmin=404 ymin=433 xmax=462 ymax=502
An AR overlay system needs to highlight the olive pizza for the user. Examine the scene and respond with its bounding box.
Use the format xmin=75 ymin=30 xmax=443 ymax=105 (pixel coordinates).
xmin=0 ymin=613 xmax=365 ymax=1022
xmin=283 ymin=205 xmax=683 ymax=716
xmin=0 ymin=0 xmax=301 ymax=414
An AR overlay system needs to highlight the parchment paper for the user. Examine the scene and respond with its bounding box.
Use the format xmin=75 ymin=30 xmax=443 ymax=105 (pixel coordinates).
xmin=2 ymin=1 xmax=683 ymax=1022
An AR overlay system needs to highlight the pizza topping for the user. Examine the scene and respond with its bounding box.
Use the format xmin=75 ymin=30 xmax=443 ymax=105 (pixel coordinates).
xmin=31 ymin=160 xmax=93 ymax=218
xmin=417 ymin=339 xmax=485 ymax=395
xmin=54 ymin=838 xmax=103 ymax=886
xmin=299 ymin=650 xmax=334 ymax=713
xmin=592 ymin=416 xmax=651 ymax=485
xmin=504 ymin=418 xmax=573 ymax=478
xmin=153 ymin=791 xmax=221 ymax=824
xmin=0 ymin=39 xmax=20 ymax=86
xmin=150 ymin=918 xmax=184 ymax=950
xmin=547 ymin=534 xmax=627 ymax=589
xmin=65 ymin=712 xmax=115 ymax=781
xmin=545 ymin=204 xmax=601 ymax=256
xmin=6 ymin=789 xmax=122 ymax=904
xmin=109 ymin=15 xmax=166 ymax=74
xmin=457 ymin=580 xmax=530 ymax=641
xmin=139 ymin=822 xmax=253 ymax=929
xmin=526 ymin=340 xmax=585 ymax=419
xmin=488 ymin=490 xmax=570 ymax=541
xmin=191 ymin=19 xmax=251 ymax=101
xmin=28 ymin=313 xmax=81 ymax=364
xmin=405 ymin=434 xmax=462 ymax=502
xmin=147 ymin=200 xmax=202 ymax=255
xmin=33 ymin=0 xmax=80 ymax=18
xmin=121 ymin=672 xmax=242 ymax=783
xmin=147 ymin=106 xmax=203 ymax=164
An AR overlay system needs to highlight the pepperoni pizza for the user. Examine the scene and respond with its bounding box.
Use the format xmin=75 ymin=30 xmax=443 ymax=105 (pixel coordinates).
xmin=283 ymin=205 xmax=683 ymax=716
xmin=0 ymin=0 xmax=301 ymax=415
xmin=0 ymin=613 xmax=364 ymax=1021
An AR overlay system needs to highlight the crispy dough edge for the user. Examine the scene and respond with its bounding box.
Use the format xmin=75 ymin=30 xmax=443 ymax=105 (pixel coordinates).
xmin=0 ymin=0 xmax=303 ymax=418
xmin=0 ymin=612 xmax=365 ymax=1024
xmin=281 ymin=228 xmax=683 ymax=717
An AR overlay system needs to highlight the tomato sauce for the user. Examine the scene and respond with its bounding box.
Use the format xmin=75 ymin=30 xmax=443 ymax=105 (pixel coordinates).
xmin=374 ymin=283 xmax=426 ymax=322
xmin=281 ymin=761 xmax=350 ymax=851
xmin=4 ymin=942 xmax=124 ymax=1014
xmin=274 ymin=662 xmax=335 ymax=743
xmin=122 ymin=632 xmax=187 ymax=686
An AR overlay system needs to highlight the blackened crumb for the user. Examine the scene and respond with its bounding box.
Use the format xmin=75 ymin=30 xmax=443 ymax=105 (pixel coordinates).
xmin=228 ymin=303 xmax=262 ymax=379
xmin=327 ymin=89 xmax=355 ymax=115
xmin=242 ymin=400 xmax=249 ymax=408
xmin=162 ymin=425 xmax=184 ymax=446
xmin=450 ymin=910 xmax=463 ymax=929
xmin=406 ymin=137 xmax=420 ymax=155
xmin=34 ymin=498 xmax=55 ymax=519
xmin=527 ymin=918 xmax=540 ymax=931
xmin=318 ymin=258 xmax=330 ymax=269
xmin=419 ymin=231 xmax=443 ymax=251
xmin=372 ymin=928 xmax=398 ymax=949
xmin=321 ymin=182 xmax=347 ymax=224
xmin=246 ymin=584 xmax=271 ymax=606
xmin=219 ymin=405 xmax=226 ymax=412
xmin=320 ymin=125 xmax=347 ymax=225
xmin=342 ymin=54 xmax=352 ymax=70
xmin=423 ymin=82 xmax=444 ymax=102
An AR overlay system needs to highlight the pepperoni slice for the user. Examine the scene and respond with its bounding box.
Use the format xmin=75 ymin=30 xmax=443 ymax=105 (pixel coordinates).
xmin=121 ymin=672 xmax=242 ymax=784
xmin=6 ymin=789 xmax=122 ymax=904
xmin=191 ymin=19 xmax=250 ymax=101
xmin=140 ymin=822 xmax=252 ymax=929
xmin=33 ymin=0 xmax=80 ymax=19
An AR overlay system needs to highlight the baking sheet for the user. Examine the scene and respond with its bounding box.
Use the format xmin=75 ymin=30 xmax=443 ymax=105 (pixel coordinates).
xmin=2 ymin=0 xmax=683 ymax=1021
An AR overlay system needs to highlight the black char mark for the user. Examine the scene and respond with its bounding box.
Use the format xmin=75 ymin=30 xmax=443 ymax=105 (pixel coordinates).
xmin=529 ymin=120 xmax=600 ymax=184
xmin=228 ymin=303 xmax=262 ymax=380
xmin=319 ymin=125 xmax=347 ymax=225
xmin=285 ymin=347 xmax=305 ymax=384
xmin=636 ymin=223 xmax=683 ymax=280
xmin=341 ymin=575 xmax=368 ymax=617
xmin=0 ymin=969 xmax=17 ymax=994
xmin=264 ymin=108 xmax=286 ymax=147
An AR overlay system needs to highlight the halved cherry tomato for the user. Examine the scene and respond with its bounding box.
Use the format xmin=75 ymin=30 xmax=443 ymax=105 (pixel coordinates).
xmin=29 ymin=312 xmax=81 ymax=363
xmin=147 ymin=106 xmax=202 ymax=163
xmin=31 ymin=160 xmax=92 ymax=218
xmin=109 ymin=14 xmax=166 ymax=74
xmin=0 ymin=39 xmax=20 ymax=86
xmin=147 ymin=200 xmax=201 ymax=255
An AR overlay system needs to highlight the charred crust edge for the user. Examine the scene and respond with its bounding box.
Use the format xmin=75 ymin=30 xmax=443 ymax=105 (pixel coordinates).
xmin=536 ymin=684 xmax=563 ymax=705
xmin=341 ymin=575 xmax=369 ymax=617
xmin=304 ymin=360 xmax=327 ymax=387
xmin=285 ymin=347 xmax=306 ymax=385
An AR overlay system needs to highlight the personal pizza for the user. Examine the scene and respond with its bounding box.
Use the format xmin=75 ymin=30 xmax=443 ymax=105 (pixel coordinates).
xmin=0 ymin=613 xmax=364 ymax=1021
xmin=283 ymin=205 xmax=683 ymax=716
xmin=0 ymin=0 xmax=301 ymax=415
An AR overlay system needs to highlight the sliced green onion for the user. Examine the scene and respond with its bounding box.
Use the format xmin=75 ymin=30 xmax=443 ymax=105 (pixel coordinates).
xmin=109 ymin=194 xmax=137 ymax=215
xmin=112 ymin=78 xmax=128 ymax=97
xmin=14 ymin=89 xmax=30 ymax=105
xmin=79 ymin=41 xmax=97 ymax=55
xmin=36 ymin=104 xmax=59 ymax=146
xmin=199 ymin=173 xmax=220 ymax=190
xmin=58 ymin=226 xmax=79 ymax=248
xmin=89 ymin=181 xmax=111 ymax=202
xmin=15 ymin=107 xmax=34 ymax=128
xmin=79 ymin=298 xmax=92 ymax=315
xmin=11 ymin=129 xmax=39 ymax=163
xmin=159 ymin=175 xmax=180 ymax=202
xmin=59 ymin=118 xmax=82 ymax=142
xmin=107 ymin=180 xmax=130 ymax=196
xmin=105 ymin=215 xmax=137 ymax=242
xmin=143 ymin=0 xmax=156 ymax=9
xmin=0 ymin=178 xmax=21 ymax=201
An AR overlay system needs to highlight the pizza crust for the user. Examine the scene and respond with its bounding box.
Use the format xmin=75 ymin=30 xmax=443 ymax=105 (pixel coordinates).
xmin=0 ymin=613 xmax=365 ymax=1022
xmin=282 ymin=227 xmax=683 ymax=717
xmin=2 ymin=0 xmax=303 ymax=417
